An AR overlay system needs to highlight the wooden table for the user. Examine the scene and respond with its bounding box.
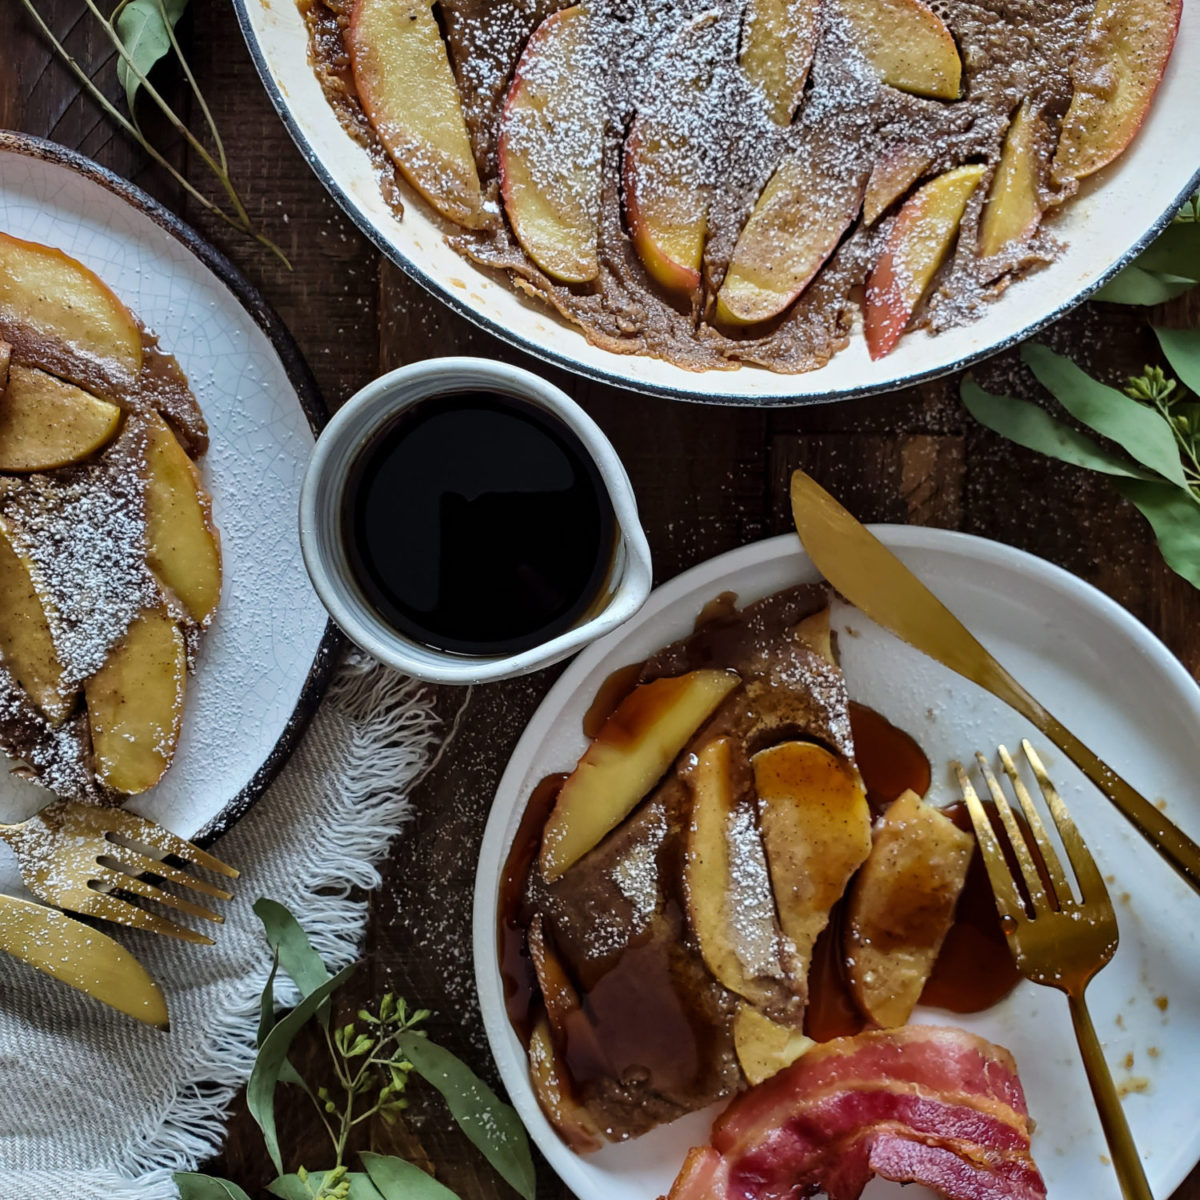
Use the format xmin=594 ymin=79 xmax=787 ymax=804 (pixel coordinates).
xmin=4 ymin=3 xmax=1197 ymax=1196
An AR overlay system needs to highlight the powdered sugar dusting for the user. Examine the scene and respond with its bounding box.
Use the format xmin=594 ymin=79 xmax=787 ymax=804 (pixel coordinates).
xmin=0 ymin=421 xmax=157 ymax=690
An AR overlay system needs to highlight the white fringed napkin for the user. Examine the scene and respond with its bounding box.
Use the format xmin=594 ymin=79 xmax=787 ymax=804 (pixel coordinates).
xmin=0 ymin=653 xmax=443 ymax=1198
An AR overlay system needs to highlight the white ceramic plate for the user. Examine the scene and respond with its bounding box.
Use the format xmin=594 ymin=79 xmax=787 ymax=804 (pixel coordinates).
xmin=233 ymin=0 xmax=1200 ymax=405
xmin=474 ymin=530 xmax=1200 ymax=1200
xmin=0 ymin=134 xmax=337 ymax=899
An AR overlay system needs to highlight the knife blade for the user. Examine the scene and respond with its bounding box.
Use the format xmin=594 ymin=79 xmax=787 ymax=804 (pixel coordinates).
xmin=0 ymin=893 xmax=169 ymax=1028
xmin=789 ymin=468 xmax=1200 ymax=896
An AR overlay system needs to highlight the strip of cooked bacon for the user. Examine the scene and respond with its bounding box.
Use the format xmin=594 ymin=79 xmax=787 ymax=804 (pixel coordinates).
xmin=665 ymin=1026 xmax=1046 ymax=1200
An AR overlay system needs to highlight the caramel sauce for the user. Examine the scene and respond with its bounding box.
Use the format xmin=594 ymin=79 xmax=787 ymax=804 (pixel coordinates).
xmin=804 ymin=706 xmax=1020 ymax=1038
xmin=499 ymin=697 xmax=1020 ymax=1075
xmin=920 ymin=802 xmax=1022 ymax=1011
xmin=692 ymin=590 xmax=740 ymax=631
xmin=848 ymin=701 xmax=932 ymax=816
xmin=498 ymin=773 xmax=565 ymax=1043
xmin=582 ymin=661 xmax=645 ymax=739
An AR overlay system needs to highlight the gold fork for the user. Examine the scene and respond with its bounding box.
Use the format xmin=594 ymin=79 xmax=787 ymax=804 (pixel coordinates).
xmin=955 ymin=741 xmax=1150 ymax=1200
xmin=0 ymin=801 xmax=238 ymax=944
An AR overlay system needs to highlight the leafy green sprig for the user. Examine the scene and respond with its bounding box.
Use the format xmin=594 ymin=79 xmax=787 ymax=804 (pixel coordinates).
xmin=1093 ymin=191 xmax=1200 ymax=305
xmin=174 ymin=899 xmax=536 ymax=1200
xmin=1124 ymin=365 xmax=1200 ymax=494
xmin=19 ymin=0 xmax=288 ymax=265
xmin=963 ymin=330 xmax=1200 ymax=587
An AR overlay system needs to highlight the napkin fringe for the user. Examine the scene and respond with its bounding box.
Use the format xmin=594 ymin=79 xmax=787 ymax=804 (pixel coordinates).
xmin=123 ymin=654 xmax=442 ymax=1189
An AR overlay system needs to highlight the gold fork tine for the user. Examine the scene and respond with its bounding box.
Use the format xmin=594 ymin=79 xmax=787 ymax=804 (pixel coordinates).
xmin=953 ymin=762 xmax=1023 ymax=921
xmin=0 ymin=801 xmax=235 ymax=941
xmin=93 ymin=868 xmax=225 ymax=924
xmin=959 ymin=746 xmax=1149 ymax=1200
xmin=1022 ymin=740 xmax=1112 ymax=904
xmin=64 ymin=888 xmax=215 ymax=945
xmin=94 ymin=808 xmax=239 ymax=878
xmin=997 ymin=744 xmax=1075 ymax=904
xmin=98 ymin=846 xmax=234 ymax=901
xmin=975 ymin=751 xmax=1054 ymax=914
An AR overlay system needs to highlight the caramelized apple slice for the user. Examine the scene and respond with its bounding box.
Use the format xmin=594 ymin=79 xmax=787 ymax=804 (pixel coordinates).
xmin=499 ymin=6 xmax=605 ymax=283
xmin=794 ymin=606 xmax=834 ymax=664
xmin=753 ymin=741 xmax=871 ymax=973
xmin=733 ymin=1003 xmax=814 ymax=1085
xmin=1051 ymin=0 xmax=1182 ymax=186
xmin=142 ymin=414 xmax=221 ymax=626
xmin=0 ymin=514 xmax=70 ymax=722
xmin=863 ymin=145 xmax=933 ymax=224
xmin=85 ymin=605 xmax=186 ymax=794
xmin=541 ymin=669 xmax=741 ymax=881
xmin=863 ymin=162 xmax=985 ymax=359
xmin=0 ymin=233 xmax=142 ymax=379
xmin=528 ymin=913 xmax=580 ymax=1032
xmin=979 ymin=102 xmax=1045 ymax=258
xmin=623 ymin=17 xmax=720 ymax=297
xmin=740 ymin=0 xmax=821 ymax=125
xmin=0 ymin=340 xmax=10 ymax=389
xmin=0 ymin=365 xmax=122 ymax=472
xmin=715 ymin=154 xmax=864 ymax=326
xmin=838 ymin=0 xmax=962 ymax=99
xmin=528 ymin=1014 xmax=604 ymax=1153
xmin=845 ymin=789 xmax=973 ymax=1028
xmin=349 ymin=0 xmax=484 ymax=229
xmin=685 ymin=737 xmax=790 ymax=1006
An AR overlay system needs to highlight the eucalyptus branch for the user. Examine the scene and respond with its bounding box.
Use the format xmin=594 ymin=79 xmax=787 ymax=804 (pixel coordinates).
xmin=77 ymin=0 xmax=249 ymax=221
xmin=20 ymin=0 xmax=289 ymax=267
xmin=155 ymin=0 xmax=227 ymax=175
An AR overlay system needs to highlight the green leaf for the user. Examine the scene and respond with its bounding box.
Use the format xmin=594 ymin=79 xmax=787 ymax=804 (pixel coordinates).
xmin=396 ymin=1034 xmax=536 ymax=1200
xmin=1114 ymin=479 xmax=1200 ymax=588
xmin=1132 ymin=223 xmax=1200 ymax=283
xmin=1155 ymin=327 xmax=1200 ymax=396
xmin=1093 ymin=266 xmax=1197 ymax=306
xmin=359 ymin=1152 xmax=462 ymax=1200
xmin=1021 ymin=343 xmax=1189 ymax=487
xmin=115 ymin=0 xmax=190 ymax=113
xmin=255 ymin=898 xmax=333 ymax=1028
xmin=961 ymin=377 xmax=1156 ymax=479
xmin=173 ymin=1174 xmax=253 ymax=1200
xmin=258 ymin=953 xmax=280 ymax=1047
xmin=269 ymin=1172 xmax=385 ymax=1200
xmin=248 ymin=964 xmax=356 ymax=1175
xmin=259 ymin=951 xmax=321 ymax=1096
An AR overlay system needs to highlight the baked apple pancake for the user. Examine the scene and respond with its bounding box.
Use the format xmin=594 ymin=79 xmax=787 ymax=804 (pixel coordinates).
xmin=300 ymin=0 xmax=1179 ymax=372
xmin=499 ymin=585 xmax=1019 ymax=1147
xmin=0 ymin=234 xmax=221 ymax=802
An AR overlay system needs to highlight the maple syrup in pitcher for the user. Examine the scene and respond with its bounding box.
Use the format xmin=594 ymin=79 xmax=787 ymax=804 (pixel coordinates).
xmin=343 ymin=392 xmax=616 ymax=655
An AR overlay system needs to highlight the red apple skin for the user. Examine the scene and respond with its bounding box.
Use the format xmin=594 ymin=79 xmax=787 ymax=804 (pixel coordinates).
xmin=497 ymin=6 xmax=604 ymax=284
xmin=622 ymin=119 xmax=705 ymax=298
xmin=1051 ymin=0 xmax=1182 ymax=186
xmin=863 ymin=163 xmax=984 ymax=359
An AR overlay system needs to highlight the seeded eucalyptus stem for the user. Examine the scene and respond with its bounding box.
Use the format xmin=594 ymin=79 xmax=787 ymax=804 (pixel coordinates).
xmin=1126 ymin=366 xmax=1200 ymax=498
xmin=310 ymin=995 xmax=428 ymax=1169
xmin=19 ymin=0 xmax=289 ymax=267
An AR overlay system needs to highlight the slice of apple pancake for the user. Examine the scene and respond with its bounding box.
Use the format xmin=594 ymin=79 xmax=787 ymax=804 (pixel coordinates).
xmin=517 ymin=585 xmax=858 ymax=1142
xmin=0 ymin=234 xmax=220 ymax=802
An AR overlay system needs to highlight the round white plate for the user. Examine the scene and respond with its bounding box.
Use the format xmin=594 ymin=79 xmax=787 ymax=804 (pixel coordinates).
xmin=233 ymin=0 xmax=1200 ymax=406
xmin=474 ymin=530 xmax=1200 ymax=1200
xmin=0 ymin=134 xmax=337 ymax=899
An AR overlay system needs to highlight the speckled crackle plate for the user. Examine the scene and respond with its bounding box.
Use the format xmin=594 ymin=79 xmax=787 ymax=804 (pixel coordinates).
xmin=232 ymin=0 xmax=1200 ymax=406
xmin=0 ymin=133 xmax=339 ymax=899
xmin=475 ymin=531 xmax=1200 ymax=1200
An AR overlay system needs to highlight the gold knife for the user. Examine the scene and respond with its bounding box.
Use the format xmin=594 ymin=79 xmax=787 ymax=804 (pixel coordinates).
xmin=790 ymin=468 xmax=1200 ymax=896
xmin=0 ymin=893 xmax=169 ymax=1028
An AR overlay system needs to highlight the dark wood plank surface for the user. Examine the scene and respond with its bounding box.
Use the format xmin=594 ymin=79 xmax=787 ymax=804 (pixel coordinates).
xmin=3 ymin=2 xmax=1197 ymax=1195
